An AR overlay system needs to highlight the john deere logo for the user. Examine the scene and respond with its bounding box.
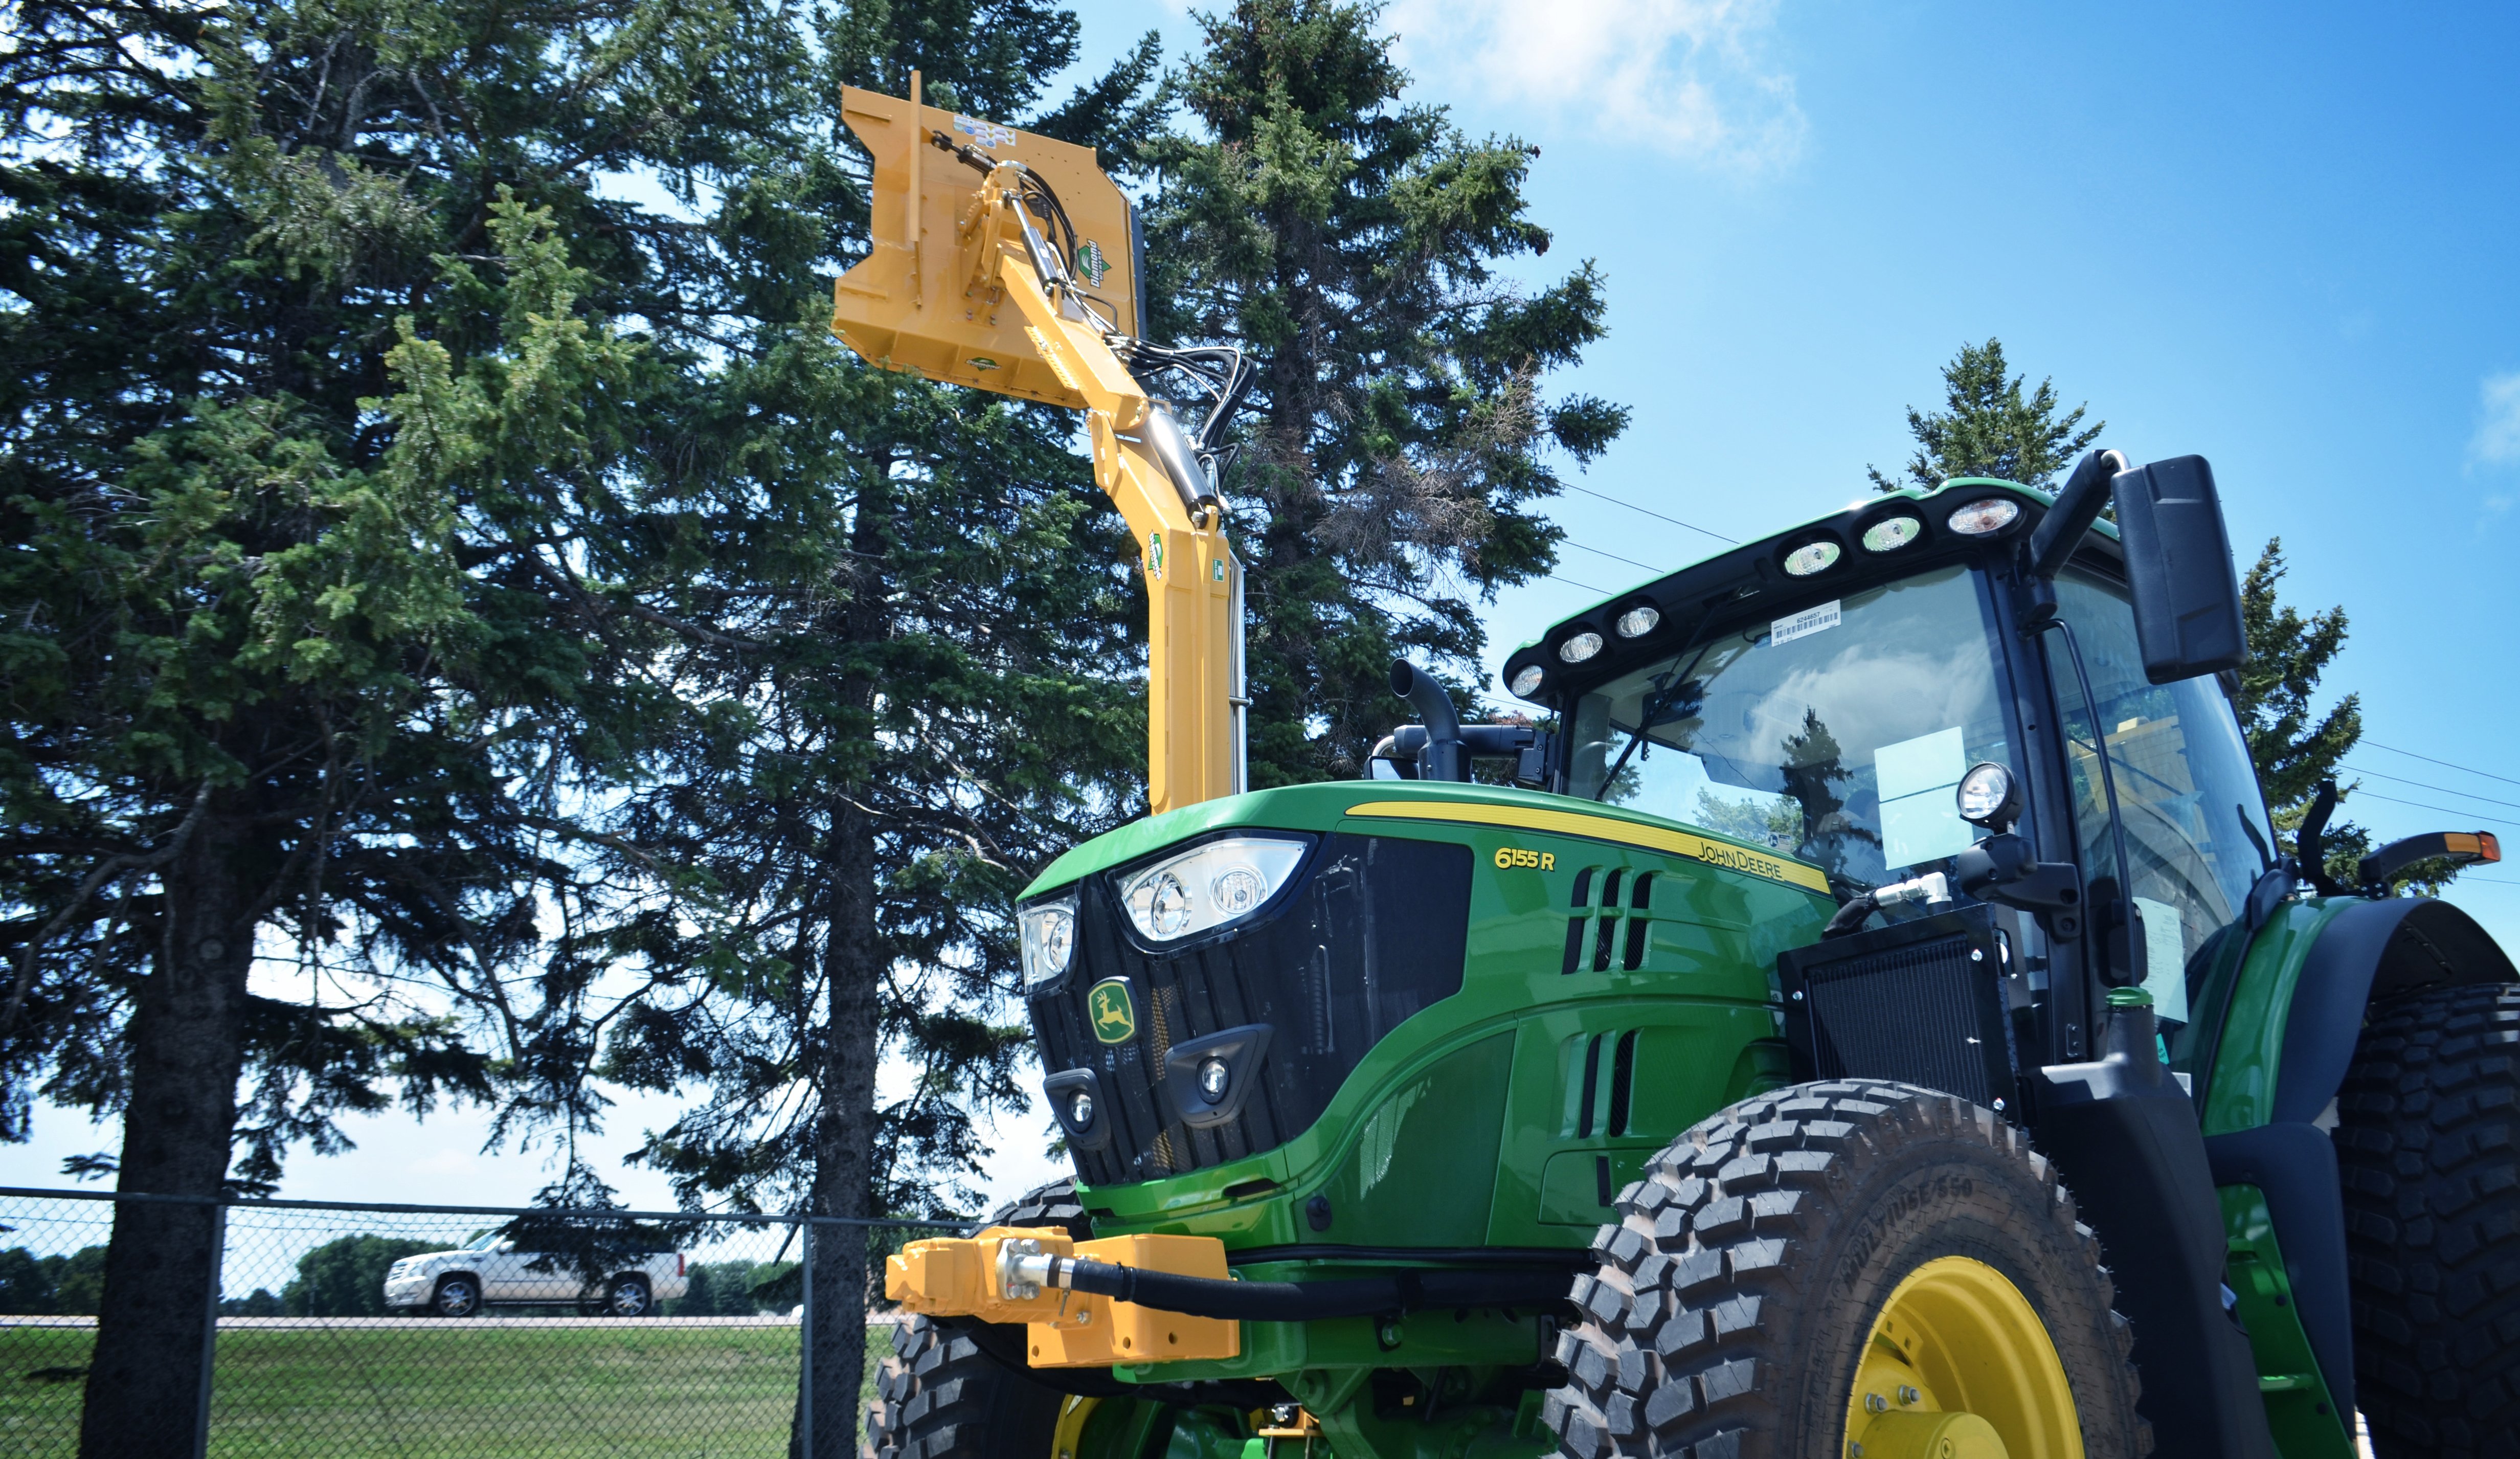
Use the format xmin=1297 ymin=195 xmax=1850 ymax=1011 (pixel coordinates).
xmin=1076 ymin=239 xmax=1110 ymax=286
xmin=1087 ymin=979 xmax=1137 ymax=1044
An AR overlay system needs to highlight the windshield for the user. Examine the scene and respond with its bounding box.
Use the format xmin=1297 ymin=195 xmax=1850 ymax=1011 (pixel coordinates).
xmin=1568 ymin=565 xmax=2018 ymax=892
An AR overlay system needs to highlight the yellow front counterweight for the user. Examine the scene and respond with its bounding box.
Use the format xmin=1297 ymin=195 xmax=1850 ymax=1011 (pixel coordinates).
xmin=885 ymin=1226 xmax=1240 ymax=1367
xmin=828 ymin=76 xmax=1246 ymax=816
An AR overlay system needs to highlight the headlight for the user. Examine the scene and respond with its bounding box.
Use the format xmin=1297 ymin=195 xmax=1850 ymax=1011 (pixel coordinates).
xmin=1115 ymin=836 xmax=1310 ymax=944
xmin=1020 ymin=894 xmax=1078 ymax=986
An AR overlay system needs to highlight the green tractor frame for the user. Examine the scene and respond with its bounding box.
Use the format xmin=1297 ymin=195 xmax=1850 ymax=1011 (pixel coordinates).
xmin=868 ymin=454 xmax=2515 ymax=1459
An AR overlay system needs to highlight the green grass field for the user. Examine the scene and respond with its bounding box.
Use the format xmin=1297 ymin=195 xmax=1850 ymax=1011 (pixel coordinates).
xmin=2 ymin=1322 xmax=891 ymax=1458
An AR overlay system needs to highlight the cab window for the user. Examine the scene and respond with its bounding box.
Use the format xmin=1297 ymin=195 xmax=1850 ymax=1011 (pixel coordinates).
xmin=2053 ymin=570 xmax=2277 ymax=1023
xmin=1568 ymin=565 xmax=2021 ymax=896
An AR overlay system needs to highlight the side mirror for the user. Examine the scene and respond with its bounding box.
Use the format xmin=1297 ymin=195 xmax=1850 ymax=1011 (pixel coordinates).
xmin=2026 ymin=450 xmax=2246 ymax=684
xmin=2110 ymin=455 xmax=2246 ymax=683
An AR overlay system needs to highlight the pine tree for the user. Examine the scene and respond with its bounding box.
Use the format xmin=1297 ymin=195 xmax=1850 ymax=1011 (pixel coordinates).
xmin=1 ymin=2 xmax=724 ymax=1438
xmin=536 ymin=7 xmax=1172 ymax=1441
xmin=0 ymin=2 xmax=1149 ymax=1448
xmin=1142 ymin=0 xmax=1627 ymax=782
xmin=1869 ymin=339 xmax=2103 ymax=491
xmin=2235 ymin=538 xmax=2461 ymax=892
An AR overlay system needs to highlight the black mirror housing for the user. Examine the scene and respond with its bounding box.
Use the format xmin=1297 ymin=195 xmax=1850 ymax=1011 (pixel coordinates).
xmin=1955 ymin=833 xmax=2084 ymax=915
xmin=2110 ymin=455 xmax=2246 ymax=683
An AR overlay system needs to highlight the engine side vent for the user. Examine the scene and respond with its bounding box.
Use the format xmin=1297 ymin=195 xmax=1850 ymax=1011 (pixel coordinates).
xmin=1776 ymin=906 xmax=2018 ymax=1114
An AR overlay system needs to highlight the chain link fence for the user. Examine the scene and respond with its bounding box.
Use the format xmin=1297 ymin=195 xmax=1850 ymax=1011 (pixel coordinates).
xmin=0 ymin=1186 xmax=953 ymax=1457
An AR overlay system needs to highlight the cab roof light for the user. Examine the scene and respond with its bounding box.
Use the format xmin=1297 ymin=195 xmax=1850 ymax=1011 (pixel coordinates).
xmin=1558 ymin=630 xmax=1604 ymax=664
xmin=1945 ymin=498 xmax=2022 ymax=536
xmin=1781 ymin=539 xmax=1841 ymax=577
xmin=1859 ymin=514 xmax=1924 ymax=553
xmin=1509 ymin=664 xmax=1546 ymax=698
xmin=1614 ymin=603 xmax=1661 ymax=638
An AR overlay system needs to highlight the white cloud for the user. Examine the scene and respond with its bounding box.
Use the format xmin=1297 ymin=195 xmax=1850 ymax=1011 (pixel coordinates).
xmin=1385 ymin=0 xmax=1805 ymax=169
xmin=2473 ymin=371 xmax=2520 ymax=466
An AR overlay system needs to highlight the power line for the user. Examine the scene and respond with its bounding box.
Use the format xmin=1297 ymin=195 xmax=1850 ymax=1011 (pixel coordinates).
xmin=2348 ymin=790 xmax=2514 ymax=829
xmin=2340 ymin=764 xmax=2520 ymax=814
xmin=1562 ymin=539 xmax=1662 ymax=575
xmin=1560 ymin=483 xmax=1736 ymax=545
xmin=2361 ymin=741 xmax=2520 ymax=791
xmin=1546 ymin=571 xmax=1608 ymax=595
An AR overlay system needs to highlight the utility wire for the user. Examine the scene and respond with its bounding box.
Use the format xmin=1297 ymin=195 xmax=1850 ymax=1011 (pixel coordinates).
xmin=1562 ymin=539 xmax=1662 ymax=575
xmin=1560 ymin=482 xmax=1736 ymax=544
xmin=2347 ymin=790 xmax=2513 ymax=829
xmin=2339 ymin=764 xmax=2520 ymax=814
xmin=2361 ymin=741 xmax=2520 ymax=791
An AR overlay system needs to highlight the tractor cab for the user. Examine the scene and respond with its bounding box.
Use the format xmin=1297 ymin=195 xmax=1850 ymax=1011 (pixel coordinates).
xmin=1483 ymin=466 xmax=2274 ymax=1074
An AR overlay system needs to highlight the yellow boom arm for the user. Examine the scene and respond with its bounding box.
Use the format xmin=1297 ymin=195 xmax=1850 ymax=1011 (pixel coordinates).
xmin=828 ymin=77 xmax=1246 ymax=815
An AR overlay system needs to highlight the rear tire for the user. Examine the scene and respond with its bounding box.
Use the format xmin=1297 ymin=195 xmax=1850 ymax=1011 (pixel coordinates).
xmin=864 ymin=1181 xmax=1091 ymax=1459
xmin=2336 ymin=981 xmax=2520 ymax=1459
xmin=1545 ymin=1079 xmax=2148 ymax=1458
xmin=605 ymin=1275 xmax=654 ymax=1318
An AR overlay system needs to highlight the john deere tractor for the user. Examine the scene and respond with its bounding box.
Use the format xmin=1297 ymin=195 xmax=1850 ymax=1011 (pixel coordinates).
xmin=831 ymin=81 xmax=2519 ymax=1459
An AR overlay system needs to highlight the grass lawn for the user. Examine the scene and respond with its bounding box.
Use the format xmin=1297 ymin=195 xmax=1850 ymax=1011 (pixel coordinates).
xmin=2 ymin=1322 xmax=892 ymax=1458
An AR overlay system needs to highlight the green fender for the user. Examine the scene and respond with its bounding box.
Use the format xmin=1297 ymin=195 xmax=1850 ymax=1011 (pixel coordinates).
xmin=2181 ymin=894 xmax=2516 ymax=1458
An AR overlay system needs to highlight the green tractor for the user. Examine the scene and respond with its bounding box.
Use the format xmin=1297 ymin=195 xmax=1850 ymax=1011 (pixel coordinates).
xmin=866 ymin=452 xmax=2516 ymax=1459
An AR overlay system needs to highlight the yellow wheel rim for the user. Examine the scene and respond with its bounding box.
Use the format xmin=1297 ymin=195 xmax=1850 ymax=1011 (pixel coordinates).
xmin=1050 ymin=1394 xmax=1100 ymax=1459
xmin=1843 ymin=1256 xmax=2082 ymax=1459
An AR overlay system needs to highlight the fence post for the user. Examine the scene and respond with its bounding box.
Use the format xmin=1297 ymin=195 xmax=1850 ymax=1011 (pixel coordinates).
xmin=192 ymin=1200 xmax=226 ymax=1459
xmin=800 ymin=1216 xmax=815 ymax=1458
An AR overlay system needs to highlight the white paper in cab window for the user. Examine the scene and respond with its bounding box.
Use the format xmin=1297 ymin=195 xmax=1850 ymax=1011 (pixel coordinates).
xmin=1876 ymin=727 xmax=1973 ymax=868
xmin=2134 ymin=896 xmax=2189 ymax=1023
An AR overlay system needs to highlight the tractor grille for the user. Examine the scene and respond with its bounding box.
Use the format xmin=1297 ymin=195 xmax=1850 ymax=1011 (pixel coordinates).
xmin=1776 ymin=907 xmax=2018 ymax=1112
xmin=1029 ymin=833 xmax=1471 ymax=1189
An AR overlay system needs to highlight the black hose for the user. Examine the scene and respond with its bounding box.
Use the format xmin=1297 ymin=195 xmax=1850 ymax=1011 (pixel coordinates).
xmin=1054 ymin=1258 xmax=1572 ymax=1321
xmin=1821 ymin=890 xmax=1880 ymax=940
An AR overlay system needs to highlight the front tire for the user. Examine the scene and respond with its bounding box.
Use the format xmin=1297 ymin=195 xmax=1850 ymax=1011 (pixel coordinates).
xmin=429 ymin=1275 xmax=481 ymax=1318
xmin=864 ymin=1181 xmax=1091 ymax=1458
xmin=1547 ymin=1079 xmax=2148 ymax=1458
xmin=2336 ymin=981 xmax=2520 ymax=1459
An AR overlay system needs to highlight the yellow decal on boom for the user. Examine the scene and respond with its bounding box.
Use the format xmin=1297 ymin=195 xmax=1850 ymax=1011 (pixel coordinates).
xmin=1347 ymin=801 xmax=1831 ymax=894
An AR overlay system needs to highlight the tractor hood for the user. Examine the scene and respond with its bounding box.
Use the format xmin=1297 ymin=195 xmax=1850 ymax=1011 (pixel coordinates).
xmin=1019 ymin=779 xmax=1831 ymax=904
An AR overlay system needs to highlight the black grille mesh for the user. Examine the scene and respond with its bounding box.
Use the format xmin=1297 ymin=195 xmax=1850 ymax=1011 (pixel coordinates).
xmin=1030 ymin=834 xmax=1471 ymax=1188
xmin=1783 ymin=911 xmax=2016 ymax=1111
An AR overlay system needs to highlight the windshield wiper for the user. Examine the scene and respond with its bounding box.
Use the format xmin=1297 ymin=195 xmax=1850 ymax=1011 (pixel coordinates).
xmin=1592 ymin=629 xmax=1719 ymax=802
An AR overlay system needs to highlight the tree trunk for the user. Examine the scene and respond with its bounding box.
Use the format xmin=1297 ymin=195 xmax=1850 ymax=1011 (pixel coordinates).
xmin=803 ymin=793 xmax=883 ymax=1459
xmin=80 ymin=804 xmax=260 ymax=1459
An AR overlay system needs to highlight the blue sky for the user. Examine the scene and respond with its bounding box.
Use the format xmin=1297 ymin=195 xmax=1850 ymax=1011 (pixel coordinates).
xmin=8 ymin=2 xmax=2515 ymax=1210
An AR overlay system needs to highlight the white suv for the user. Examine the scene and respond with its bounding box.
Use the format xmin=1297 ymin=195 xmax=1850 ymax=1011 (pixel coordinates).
xmin=383 ymin=1236 xmax=690 ymax=1317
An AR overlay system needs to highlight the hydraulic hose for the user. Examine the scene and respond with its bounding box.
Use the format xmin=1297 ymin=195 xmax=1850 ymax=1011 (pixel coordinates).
xmin=1015 ymin=1254 xmax=1572 ymax=1322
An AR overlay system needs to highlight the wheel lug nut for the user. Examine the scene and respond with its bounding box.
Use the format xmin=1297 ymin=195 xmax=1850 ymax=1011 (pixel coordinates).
xmin=1898 ymin=1385 xmax=1921 ymax=1405
xmin=1864 ymin=1392 xmax=1888 ymax=1413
